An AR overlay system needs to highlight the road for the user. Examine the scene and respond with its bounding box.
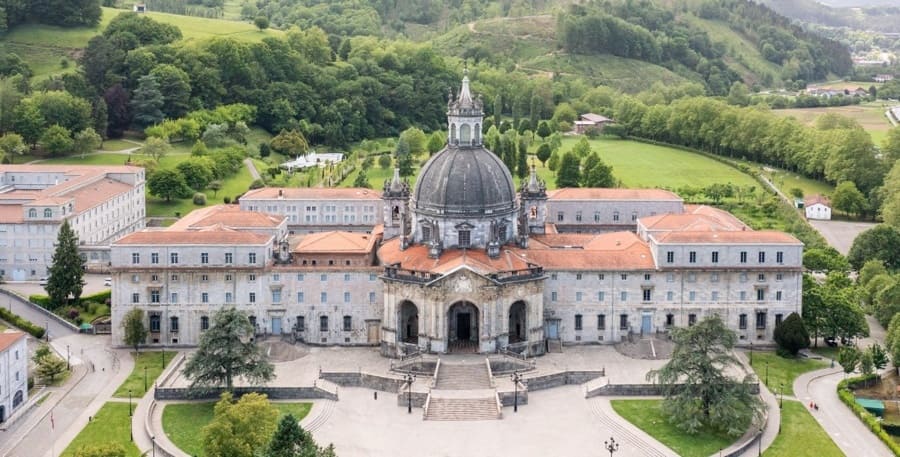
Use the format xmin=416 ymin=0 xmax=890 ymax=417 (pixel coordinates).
xmin=808 ymin=219 xmax=877 ymax=255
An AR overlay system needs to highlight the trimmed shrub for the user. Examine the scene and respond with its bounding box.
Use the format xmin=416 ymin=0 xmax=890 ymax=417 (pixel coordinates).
xmin=0 ymin=307 xmax=46 ymax=338
xmin=223 ymin=196 xmax=232 ymax=204
xmin=837 ymin=375 xmax=900 ymax=455
xmin=193 ymin=192 xmax=207 ymax=206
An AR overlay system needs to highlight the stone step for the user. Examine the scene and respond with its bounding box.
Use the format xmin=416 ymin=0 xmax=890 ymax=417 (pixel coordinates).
xmin=434 ymin=363 xmax=491 ymax=390
xmin=424 ymin=397 xmax=500 ymax=421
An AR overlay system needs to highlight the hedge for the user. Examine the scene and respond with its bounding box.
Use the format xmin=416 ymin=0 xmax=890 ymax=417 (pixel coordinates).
xmin=0 ymin=307 xmax=46 ymax=339
xmin=29 ymin=290 xmax=111 ymax=310
xmin=837 ymin=374 xmax=900 ymax=456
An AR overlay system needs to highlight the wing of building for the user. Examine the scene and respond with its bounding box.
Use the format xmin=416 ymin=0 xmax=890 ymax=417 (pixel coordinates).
xmin=0 ymin=331 xmax=27 ymax=423
xmin=110 ymin=72 xmax=803 ymax=357
xmin=0 ymin=165 xmax=145 ymax=280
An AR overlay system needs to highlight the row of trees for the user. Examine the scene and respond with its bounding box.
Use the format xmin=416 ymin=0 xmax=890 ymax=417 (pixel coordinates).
xmin=0 ymin=0 xmax=101 ymax=32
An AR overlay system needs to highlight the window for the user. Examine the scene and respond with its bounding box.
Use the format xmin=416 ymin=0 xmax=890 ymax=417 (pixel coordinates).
xmin=249 ymin=252 xmax=257 ymax=264
xmin=201 ymin=292 xmax=209 ymax=303
xmin=666 ymin=314 xmax=675 ymax=327
xmin=575 ymin=211 xmax=582 ymax=222
xmin=666 ymin=291 xmax=674 ymax=301
xmin=170 ymin=292 xmax=178 ymax=303
xmin=740 ymin=272 xmax=748 ymax=283
xmin=201 ymin=316 xmax=209 ymax=331
xmin=594 ymin=212 xmax=601 ymax=222
xmin=343 ymin=315 xmax=352 ymax=331
xmin=776 ymin=251 xmax=783 ymax=264
xmin=249 ymin=274 xmax=256 ymax=282
xmin=576 ymin=273 xmax=583 ymax=280
xmin=458 ymin=230 xmax=471 ymax=248
xmin=711 ymin=291 xmax=719 ymax=301
xmin=688 ymin=314 xmax=697 ymax=326
xmin=575 ymin=314 xmax=583 ymax=331
xmin=320 ymin=316 xmax=329 ymax=332
xmin=631 ymin=211 xmax=637 ymax=221
xmin=131 ymin=293 xmax=139 ymax=303
xmin=321 ymin=292 xmax=327 ymax=303
xmin=225 ymin=274 xmax=233 ymax=282
xmin=621 ymin=274 xmax=628 ymax=280
xmin=598 ymin=274 xmax=605 ymax=280
xmin=666 ymin=273 xmax=674 ymax=283
xmin=249 ymin=292 xmax=256 ymax=303
xmin=775 ymin=314 xmax=784 ymax=327
xmin=132 ymin=253 xmax=140 ymax=264
xmin=758 ymin=251 xmax=766 ymax=263
xmin=151 ymin=290 xmax=160 ymax=303
xmin=344 ymin=292 xmax=351 ymax=303
xmin=711 ymin=251 xmax=719 ymax=263
xmin=557 ymin=212 xmax=564 ymax=222
xmin=344 ymin=273 xmax=351 ymax=281
xmin=28 ymin=208 xmax=36 ymax=218
xmin=776 ymin=291 xmax=783 ymax=301
xmin=666 ymin=251 xmax=674 ymax=263
xmin=225 ymin=253 xmax=233 ymax=264
xmin=740 ymin=291 xmax=747 ymax=301
xmin=711 ymin=273 xmax=719 ymax=283
xmin=151 ymin=253 xmax=158 ymax=264
xmin=225 ymin=292 xmax=233 ymax=303
xmin=201 ymin=252 xmax=208 ymax=264
xmin=756 ymin=312 xmax=767 ymax=329
xmin=740 ymin=251 xmax=747 ymax=263
xmin=369 ymin=292 xmax=376 ymax=303
xmin=619 ymin=314 xmax=628 ymax=330
xmin=170 ymin=316 xmax=179 ymax=333
xmin=150 ymin=314 xmax=161 ymax=332
xmin=689 ymin=251 xmax=697 ymax=263
xmin=297 ymin=273 xmax=305 ymax=281
xmin=576 ymin=292 xmax=583 ymax=302
xmin=272 ymin=289 xmax=282 ymax=303
xmin=757 ymin=289 xmax=765 ymax=301
xmin=689 ymin=291 xmax=696 ymax=301
xmin=170 ymin=252 xmax=179 ymax=264
xmin=551 ymin=291 xmax=558 ymax=302
xmin=320 ymin=274 xmax=327 ymax=281
xmin=422 ymin=225 xmax=432 ymax=242
xmin=369 ymin=273 xmax=376 ymax=281
xmin=644 ymin=274 xmax=651 ymax=281
xmin=620 ymin=291 xmax=627 ymax=301
xmin=613 ymin=211 xmax=620 ymax=221
xmin=297 ymin=292 xmax=304 ymax=303
xmin=739 ymin=314 xmax=747 ymax=330
xmin=597 ymin=314 xmax=606 ymax=330
xmin=151 ymin=274 xmax=159 ymax=282
xmin=249 ymin=316 xmax=257 ymax=328
xmin=598 ymin=291 xmax=605 ymax=301
xmin=551 ymin=273 xmax=558 ymax=280
xmin=296 ymin=316 xmax=305 ymax=331
xmin=687 ymin=273 xmax=696 ymax=283
xmin=201 ymin=274 xmax=208 ymax=282
xmin=642 ymin=289 xmax=651 ymax=301
xmin=776 ymin=273 xmax=783 ymax=281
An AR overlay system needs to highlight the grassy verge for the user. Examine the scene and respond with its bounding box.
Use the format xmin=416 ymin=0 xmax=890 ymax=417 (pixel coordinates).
xmin=61 ymin=402 xmax=141 ymax=457
xmin=749 ymin=351 xmax=827 ymax=396
xmin=113 ymin=351 xmax=176 ymax=398
xmin=162 ymin=401 xmax=312 ymax=457
xmin=610 ymin=399 xmax=734 ymax=457
xmin=763 ymin=401 xmax=843 ymax=456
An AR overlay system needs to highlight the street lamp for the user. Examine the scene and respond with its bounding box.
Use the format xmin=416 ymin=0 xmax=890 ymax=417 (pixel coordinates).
xmin=45 ymin=321 xmax=49 ymax=342
xmin=758 ymin=427 xmax=763 ymax=456
xmin=765 ymin=361 xmax=769 ymax=386
xmin=66 ymin=344 xmax=70 ymax=371
xmin=128 ymin=389 xmax=133 ymax=417
xmin=780 ymin=382 xmax=784 ymax=409
xmin=511 ymin=371 xmax=523 ymax=413
xmin=144 ymin=366 xmax=148 ymax=393
xmin=151 ymin=436 xmax=156 ymax=457
xmin=749 ymin=341 xmax=753 ymax=365
xmin=604 ymin=437 xmax=619 ymax=457
xmin=404 ymin=372 xmax=416 ymax=414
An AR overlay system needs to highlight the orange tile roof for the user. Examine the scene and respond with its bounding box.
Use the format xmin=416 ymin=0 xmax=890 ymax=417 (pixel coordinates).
xmin=525 ymin=232 xmax=656 ymax=270
xmin=292 ymin=231 xmax=376 ymax=254
xmin=548 ymin=188 xmax=681 ymax=201
xmin=0 ymin=205 xmax=23 ymax=223
xmin=114 ymin=227 xmax=272 ymax=245
xmin=685 ymin=205 xmax=749 ymax=229
xmin=66 ymin=179 xmax=134 ymax=214
xmin=0 ymin=331 xmax=26 ymax=352
xmin=378 ymin=239 xmax=533 ymax=276
xmin=804 ymin=195 xmax=830 ymax=207
xmin=169 ymin=205 xmax=285 ymax=230
xmin=242 ymin=187 xmax=382 ymax=200
xmin=654 ymin=230 xmax=802 ymax=245
xmin=639 ymin=211 xmax=747 ymax=232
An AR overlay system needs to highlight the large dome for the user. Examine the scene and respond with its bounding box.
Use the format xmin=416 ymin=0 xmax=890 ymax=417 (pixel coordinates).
xmin=413 ymin=145 xmax=516 ymax=217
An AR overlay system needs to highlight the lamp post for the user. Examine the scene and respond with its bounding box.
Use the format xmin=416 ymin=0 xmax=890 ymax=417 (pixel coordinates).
xmin=758 ymin=427 xmax=763 ymax=456
xmin=45 ymin=321 xmax=49 ymax=342
xmin=144 ymin=366 xmax=148 ymax=392
xmin=511 ymin=371 xmax=523 ymax=413
xmin=128 ymin=389 xmax=133 ymax=417
xmin=151 ymin=436 xmax=156 ymax=457
xmin=765 ymin=361 xmax=769 ymax=386
xmin=604 ymin=437 xmax=619 ymax=457
xmin=66 ymin=344 xmax=70 ymax=371
xmin=780 ymin=382 xmax=784 ymax=409
xmin=749 ymin=341 xmax=753 ymax=365
xmin=404 ymin=372 xmax=415 ymax=414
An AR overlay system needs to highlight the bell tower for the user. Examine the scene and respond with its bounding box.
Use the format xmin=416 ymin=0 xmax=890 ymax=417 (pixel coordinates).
xmin=519 ymin=165 xmax=548 ymax=241
xmin=447 ymin=67 xmax=484 ymax=147
xmin=382 ymin=168 xmax=410 ymax=243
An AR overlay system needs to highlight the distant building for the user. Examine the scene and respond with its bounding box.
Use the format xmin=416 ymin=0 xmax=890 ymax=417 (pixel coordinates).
xmin=875 ymin=74 xmax=895 ymax=83
xmin=574 ymin=113 xmax=614 ymax=135
xmin=804 ymin=195 xmax=831 ymax=221
xmin=279 ymin=152 xmax=344 ymax=172
xmin=0 ymin=332 xmax=27 ymax=423
xmin=133 ymin=3 xmax=146 ymax=13
xmin=239 ymin=187 xmax=383 ymax=234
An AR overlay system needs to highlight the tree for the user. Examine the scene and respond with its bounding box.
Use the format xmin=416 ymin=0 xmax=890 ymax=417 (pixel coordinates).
xmin=183 ymin=307 xmax=274 ymax=390
xmin=647 ymin=315 xmax=763 ymax=436
xmin=582 ymin=153 xmax=616 ymax=188
xmin=140 ymin=137 xmax=171 ymax=163
xmin=536 ymin=120 xmax=552 ymax=139
xmin=773 ymin=312 xmax=809 ymax=356
xmin=0 ymin=133 xmax=27 ymax=163
xmin=203 ymin=392 xmax=278 ymax=457
xmin=147 ymin=169 xmax=191 ymax=202
xmin=555 ymin=152 xmax=581 ymax=188
xmin=516 ymin=137 xmax=528 ymax=179
xmin=131 ymin=74 xmax=164 ymax=128
xmin=886 ymin=314 xmax=900 ymax=370
xmin=353 ymin=169 xmax=370 ymax=188
xmin=858 ymin=259 xmax=887 ymax=289
xmin=535 ymin=143 xmax=551 ymax=167
xmin=396 ymin=138 xmax=414 ymax=177
xmin=399 ymin=127 xmax=427 ymax=156
xmin=73 ymin=128 xmax=102 ymax=159
xmin=39 ymin=125 xmax=74 ymax=156
xmin=802 ymin=247 xmax=849 ymax=273
xmin=860 ymin=349 xmax=875 ymax=378
xmin=177 ymin=157 xmax=215 ymax=191
xmin=848 ymin=224 xmax=900 ymax=270
xmin=271 ymin=129 xmax=309 ymax=156
xmin=265 ymin=414 xmax=325 ymax=457
xmin=103 ymin=84 xmax=130 ymax=138
xmin=378 ymin=154 xmax=391 ymax=170
xmin=838 ymin=346 xmax=860 ymax=375
xmin=254 ymin=16 xmax=270 ymax=31
xmin=11 ymin=102 xmax=45 ymax=146
xmin=150 ymin=64 xmax=191 ymax=119
xmin=122 ymin=308 xmax=147 ymax=353
xmin=35 ymin=351 xmax=68 ymax=383
xmin=426 ymin=132 xmax=444 ymax=156
xmin=832 ymin=181 xmax=867 ymax=217
xmin=870 ymin=343 xmax=888 ymax=373
xmin=208 ymin=180 xmax=223 ymax=197
xmin=46 ymin=220 xmax=84 ymax=308
xmin=72 ymin=443 xmax=126 ymax=457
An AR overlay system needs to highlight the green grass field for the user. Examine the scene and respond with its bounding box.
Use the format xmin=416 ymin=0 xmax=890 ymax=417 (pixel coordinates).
xmin=748 ymin=352 xmax=827 ymax=397
xmin=113 ymin=351 xmax=176 ymax=398
xmin=772 ymin=102 xmax=894 ymax=146
xmin=61 ymin=402 xmax=141 ymax=457
xmin=610 ymin=399 xmax=735 ymax=457
xmin=763 ymin=401 xmax=843 ymax=457
xmin=522 ymin=53 xmax=690 ymax=94
xmin=162 ymin=401 xmax=312 ymax=457
xmin=682 ymin=15 xmax=781 ymax=85
xmin=765 ymin=168 xmax=834 ymax=200
xmin=38 ymin=153 xmax=134 ymax=166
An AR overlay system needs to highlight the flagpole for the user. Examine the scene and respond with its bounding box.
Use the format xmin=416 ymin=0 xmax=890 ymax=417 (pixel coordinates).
xmin=50 ymin=407 xmax=55 ymax=457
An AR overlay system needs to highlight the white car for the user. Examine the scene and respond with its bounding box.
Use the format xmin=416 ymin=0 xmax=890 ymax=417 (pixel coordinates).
xmin=38 ymin=277 xmax=48 ymax=286
xmin=104 ymin=277 xmax=112 ymax=286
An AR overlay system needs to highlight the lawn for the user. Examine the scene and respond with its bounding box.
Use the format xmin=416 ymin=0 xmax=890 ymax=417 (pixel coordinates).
xmin=163 ymin=401 xmax=312 ymax=457
xmin=37 ymin=153 xmax=133 ymax=166
xmin=610 ymin=399 xmax=735 ymax=457
xmin=113 ymin=351 xmax=176 ymax=398
xmin=772 ymin=101 xmax=894 ymax=147
xmin=101 ymin=139 xmax=141 ymax=151
xmin=748 ymin=351 xmax=827 ymax=396
xmin=61 ymin=402 xmax=142 ymax=457
xmin=765 ymin=168 xmax=834 ymax=200
xmin=763 ymin=401 xmax=843 ymax=457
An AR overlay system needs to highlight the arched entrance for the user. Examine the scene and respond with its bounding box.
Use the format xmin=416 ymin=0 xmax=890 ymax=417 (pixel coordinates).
xmin=399 ymin=301 xmax=419 ymax=344
xmin=508 ymin=301 xmax=527 ymax=344
xmin=448 ymin=301 xmax=479 ymax=353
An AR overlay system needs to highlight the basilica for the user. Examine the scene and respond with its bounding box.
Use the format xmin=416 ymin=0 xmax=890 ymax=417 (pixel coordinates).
xmin=110 ymin=72 xmax=803 ymax=357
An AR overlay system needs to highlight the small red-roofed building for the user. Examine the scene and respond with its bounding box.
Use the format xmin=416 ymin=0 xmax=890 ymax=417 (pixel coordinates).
xmin=804 ymin=195 xmax=831 ymax=220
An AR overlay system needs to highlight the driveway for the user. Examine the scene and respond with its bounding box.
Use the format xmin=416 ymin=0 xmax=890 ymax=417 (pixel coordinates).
xmin=808 ymin=219 xmax=876 ymax=255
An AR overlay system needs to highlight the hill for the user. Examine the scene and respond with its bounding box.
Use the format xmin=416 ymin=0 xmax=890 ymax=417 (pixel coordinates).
xmin=757 ymin=0 xmax=900 ymax=33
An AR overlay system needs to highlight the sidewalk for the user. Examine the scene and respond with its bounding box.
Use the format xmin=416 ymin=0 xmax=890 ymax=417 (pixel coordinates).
xmin=734 ymin=350 xmax=781 ymax=457
xmin=794 ymin=368 xmax=892 ymax=457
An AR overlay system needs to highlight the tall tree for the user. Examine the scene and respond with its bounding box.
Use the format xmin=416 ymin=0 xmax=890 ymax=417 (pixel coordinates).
xmin=149 ymin=64 xmax=191 ymax=119
xmin=265 ymin=414 xmax=326 ymax=457
xmin=147 ymin=169 xmax=191 ymax=202
xmin=831 ymin=181 xmax=867 ymax=217
xmin=773 ymin=312 xmax=809 ymax=356
xmin=582 ymin=153 xmax=616 ymax=188
xmin=103 ymin=84 xmax=130 ymax=138
xmin=396 ymin=138 xmax=414 ymax=177
xmin=46 ymin=220 xmax=84 ymax=308
xmin=516 ymin=137 xmax=528 ymax=179
xmin=555 ymin=151 xmax=581 ymax=188
xmin=203 ymin=392 xmax=278 ymax=457
xmin=183 ymin=307 xmax=274 ymax=390
xmin=270 ymin=129 xmax=309 ymax=156
xmin=131 ymin=74 xmax=164 ymax=128
xmin=848 ymin=224 xmax=900 ymax=270
xmin=647 ymin=315 xmax=763 ymax=436
xmin=73 ymin=127 xmax=102 ymax=159
xmin=122 ymin=308 xmax=147 ymax=353
xmin=0 ymin=133 xmax=27 ymax=163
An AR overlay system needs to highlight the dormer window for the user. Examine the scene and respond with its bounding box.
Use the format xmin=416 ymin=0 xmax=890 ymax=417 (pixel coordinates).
xmin=44 ymin=208 xmax=52 ymax=218
xmin=28 ymin=208 xmax=36 ymax=218
xmin=458 ymin=230 xmax=471 ymax=248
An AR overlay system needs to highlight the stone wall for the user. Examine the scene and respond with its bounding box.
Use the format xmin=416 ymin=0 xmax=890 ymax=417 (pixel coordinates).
xmin=319 ymin=372 xmax=403 ymax=393
xmin=154 ymin=386 xmax=337 ymax=401
xmin=498 ymin=389 xmax=529 ymax=406
xmin=397 ymin=390 xmax=428 ymax=408
xmin=586 ymin=383 xmax=760 ymax=397
xmin=526 ymin=370 xmax=605 ymax=392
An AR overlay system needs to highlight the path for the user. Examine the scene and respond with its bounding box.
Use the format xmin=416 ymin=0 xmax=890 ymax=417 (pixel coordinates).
xmin=244 ymin=158 xmax=261 ymax=180
xmin=735 ymin=351 xmax=782 ymax=457
xmin=25 ymin=140 xmax=144 ymax=165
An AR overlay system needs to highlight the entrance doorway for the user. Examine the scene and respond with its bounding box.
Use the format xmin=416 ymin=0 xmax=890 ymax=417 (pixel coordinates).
xmin=448 ymin=301 xmax=479 ymax=353
xmin=271 ymin=317 xmax=282 ymax=335
xmin=0 ymin=405 xmax=5 ymax=423
xmin=641 ymin=313 xmax=652 ymax=335
xmin=399 ymin=301 xmax=419 ymax=344
xmin=508 ymin=301 xmax=527 ymax=343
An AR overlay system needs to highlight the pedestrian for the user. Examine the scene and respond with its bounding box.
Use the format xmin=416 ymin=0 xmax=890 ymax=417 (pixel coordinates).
xmin=374 ymin=391 xmax=378 ymax=400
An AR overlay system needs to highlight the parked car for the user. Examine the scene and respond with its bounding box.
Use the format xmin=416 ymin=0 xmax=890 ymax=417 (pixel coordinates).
xmin=38 ymin=277 xmax=48 ymax=286
xmin=104 ymin=277 xmax=112 ymax=286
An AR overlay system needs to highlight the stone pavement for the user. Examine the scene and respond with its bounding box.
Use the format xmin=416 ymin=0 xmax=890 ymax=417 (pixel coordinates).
xmin=795 ymin=368 xmax=891 ymax=457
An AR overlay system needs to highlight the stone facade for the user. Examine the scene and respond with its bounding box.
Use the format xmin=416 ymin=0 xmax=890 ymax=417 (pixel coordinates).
xmin=0 ymin=332 xmax=27 ymax=423
xmin=239 ymin=187 xmax=382 ymax=234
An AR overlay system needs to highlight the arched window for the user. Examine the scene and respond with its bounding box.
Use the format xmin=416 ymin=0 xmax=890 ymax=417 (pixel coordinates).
xmin=474 ymin=124 xmax=481 ymax=144
xmin=460 ymin=124 xmax=471 ymax=145
xmin=44 ymin=208 xmax=52 ymax=218
xmin=28 ymin=208 xmax=36 ymax=218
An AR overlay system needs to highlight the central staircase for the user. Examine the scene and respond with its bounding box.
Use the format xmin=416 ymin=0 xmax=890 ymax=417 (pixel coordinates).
xmin=424 ymin=360 xmax=501 ymax=421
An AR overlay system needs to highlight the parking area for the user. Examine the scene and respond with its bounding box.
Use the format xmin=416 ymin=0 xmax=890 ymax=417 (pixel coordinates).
xmin=808 ymin=219 xmax=876 ymax=255
xmin=2 ymin=273 xmax=112 ymax=298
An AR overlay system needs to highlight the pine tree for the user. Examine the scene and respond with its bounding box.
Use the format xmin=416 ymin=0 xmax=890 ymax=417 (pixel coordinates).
xmin=516 ymin=137 xmax=529 ymax=179
xmin=773 ymin=312 xmax=809 ymax=356
xmin=266 ymin=414 xmax=320 ymax=457
xmin=555 ymin=152 xmax=581 ymax=188
xmin=396 ymin=138 xmax=414 ymax=177
xmin=131 ymin=74 xmax=164 ymax=128
xmin=581 ymin=153 xmax=616 ymax=188
xmin=46 ymin=220 xmax=84 ymax=309
xmin=353 ymin=169 xmax=371 ymax=188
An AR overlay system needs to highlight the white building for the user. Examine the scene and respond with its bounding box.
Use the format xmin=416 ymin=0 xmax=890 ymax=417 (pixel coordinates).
xmin=0 ymin=165 xmax=146 ymax=279
xmin=239 ymin=187 xmax=383 ymax=234
xmin=804 ymin=195 xmax=832 ymax=220
xmin=0 ymin=332 xmax=27 ymax=423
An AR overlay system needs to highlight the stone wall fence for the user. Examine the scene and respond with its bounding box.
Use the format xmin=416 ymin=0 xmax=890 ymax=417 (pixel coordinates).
xmin=154 ymin=386 xmax=338 ymax=401
xmin=319 ymin=371 xmax=404 ymax=393
xmin=586 ymin=382 xmax=760 ymax=398
xmin=145 ymin=399 xmax=181 ymax=457
xmin=526 ymin=370 xmax=605 ymax=392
